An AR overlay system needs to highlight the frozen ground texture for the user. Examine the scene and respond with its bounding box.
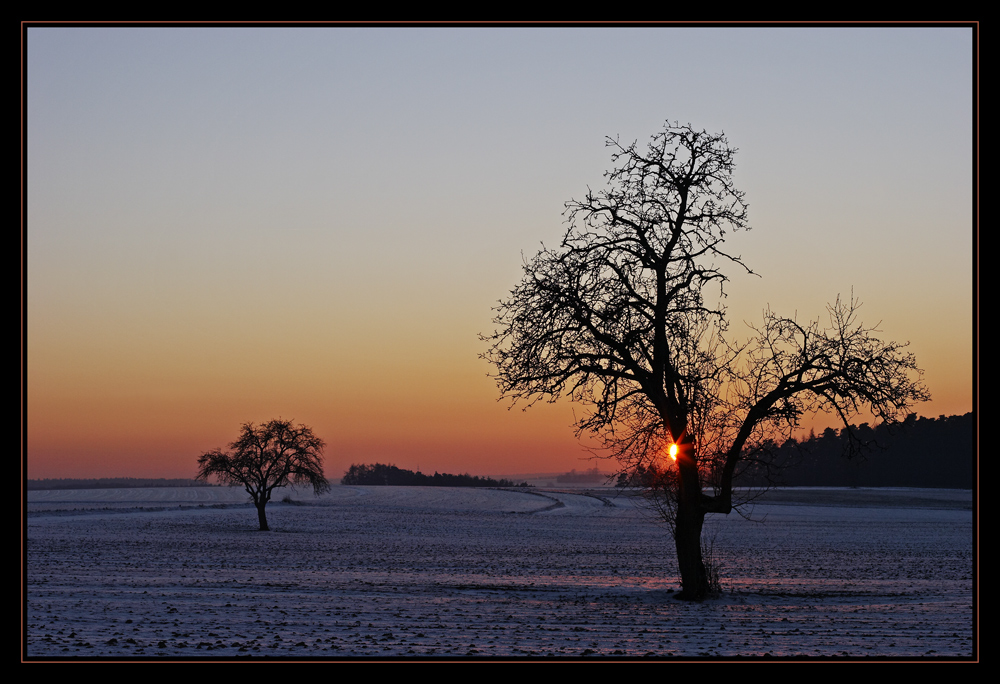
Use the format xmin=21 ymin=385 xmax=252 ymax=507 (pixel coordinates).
xmin=26 ymin=485 xmax=974 ymax=659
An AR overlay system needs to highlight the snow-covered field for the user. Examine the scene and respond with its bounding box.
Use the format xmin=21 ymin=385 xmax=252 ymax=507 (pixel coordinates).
xmin=25 ymin=485 xmax=974 ymax=659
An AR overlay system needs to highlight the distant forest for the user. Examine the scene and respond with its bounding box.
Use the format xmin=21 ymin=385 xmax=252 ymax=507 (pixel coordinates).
xmin=619 ymin=412 xmax=974 ymax=489
xmin=341 ymin=463 xmax=530 ymax=488
xmin=773 ymin=412 xmax=974 ymax=488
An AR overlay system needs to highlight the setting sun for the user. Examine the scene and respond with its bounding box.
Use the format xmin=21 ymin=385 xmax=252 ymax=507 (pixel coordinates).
xmin=668 ymin=443 xmax=679 ymax=462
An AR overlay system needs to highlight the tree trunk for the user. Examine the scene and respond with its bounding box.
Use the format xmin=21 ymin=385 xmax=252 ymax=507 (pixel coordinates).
xmin=674 ymin=505 xmax=708 ymax=600
xmin=674 ymin=444 xmax=709 ymax=600
xmin=257 ymin=503 xmax=270 ymax=531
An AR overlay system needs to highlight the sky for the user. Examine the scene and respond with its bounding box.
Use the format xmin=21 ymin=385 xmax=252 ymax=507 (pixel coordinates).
xmin=25 ymin=26 xmax=975 ymax=480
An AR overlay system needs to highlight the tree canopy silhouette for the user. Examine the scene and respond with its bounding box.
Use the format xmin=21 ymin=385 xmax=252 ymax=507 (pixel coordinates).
xmin=196 ymin=419 xmax=329 ymax=531
xmin=483 ymin=121 xmax=929 ymax=600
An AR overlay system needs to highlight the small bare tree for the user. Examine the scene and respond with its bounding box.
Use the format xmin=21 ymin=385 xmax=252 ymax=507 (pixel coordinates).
xmin=483 ymin=121 xmax=928 ymax=600
xmin=196 ymin=419 xmax=329 ymax=531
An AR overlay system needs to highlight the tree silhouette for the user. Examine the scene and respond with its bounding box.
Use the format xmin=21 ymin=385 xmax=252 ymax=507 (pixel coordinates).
xmin=196 ymin=419 xmax=329 ymax=531
xmin=483 ymin=121 xmax=929 ymax=600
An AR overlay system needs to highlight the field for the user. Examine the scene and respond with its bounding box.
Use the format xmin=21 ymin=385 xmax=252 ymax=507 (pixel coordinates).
xmin=25 ymin=485 xmax=974 ymax=659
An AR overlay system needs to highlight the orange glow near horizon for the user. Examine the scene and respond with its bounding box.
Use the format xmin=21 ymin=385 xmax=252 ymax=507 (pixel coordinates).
xmin=25 ymin=30 xmax=973 ymax=482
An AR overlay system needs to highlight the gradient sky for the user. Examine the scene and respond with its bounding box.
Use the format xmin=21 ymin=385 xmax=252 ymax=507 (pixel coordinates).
xmin=26 ymin=26 xmax=974 ymax=480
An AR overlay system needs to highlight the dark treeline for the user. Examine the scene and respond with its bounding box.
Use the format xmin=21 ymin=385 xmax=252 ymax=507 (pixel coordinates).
xmin=770 ymin=412 xmax=974 ymax=488
xmin=27 ymin=478 xmax=214 ymax=491
xmin=621 ymin=413 xmax=973 ymax=489
xmin=341 ymin=463 xmax=529 ymax=488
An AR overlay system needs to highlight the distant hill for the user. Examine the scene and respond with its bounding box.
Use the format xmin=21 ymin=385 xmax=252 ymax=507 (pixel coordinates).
xmin=556 ymin=467 xmax=607 ymax=484
xmin=26 ymin=478 xmax=214 ymax=491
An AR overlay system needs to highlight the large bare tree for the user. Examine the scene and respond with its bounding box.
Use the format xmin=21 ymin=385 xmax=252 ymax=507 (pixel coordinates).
xmin=483 ymin=121 xmax=929 ymax=600
xmin=196 ymin=419 xmax=329 ymax=531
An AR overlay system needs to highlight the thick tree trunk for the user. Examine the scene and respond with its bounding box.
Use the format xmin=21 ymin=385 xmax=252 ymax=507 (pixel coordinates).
xmin=674 ymin=506 xmax=708 ymax=600
xmin=257 ymin=503 xmax=270 ymax=531
xmin=673 ymin=441 xmax=710 ymax=600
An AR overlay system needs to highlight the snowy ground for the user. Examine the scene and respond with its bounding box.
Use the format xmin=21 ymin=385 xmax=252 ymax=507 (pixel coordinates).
xmin=25 ymin=485 xmax=974 ymax=660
